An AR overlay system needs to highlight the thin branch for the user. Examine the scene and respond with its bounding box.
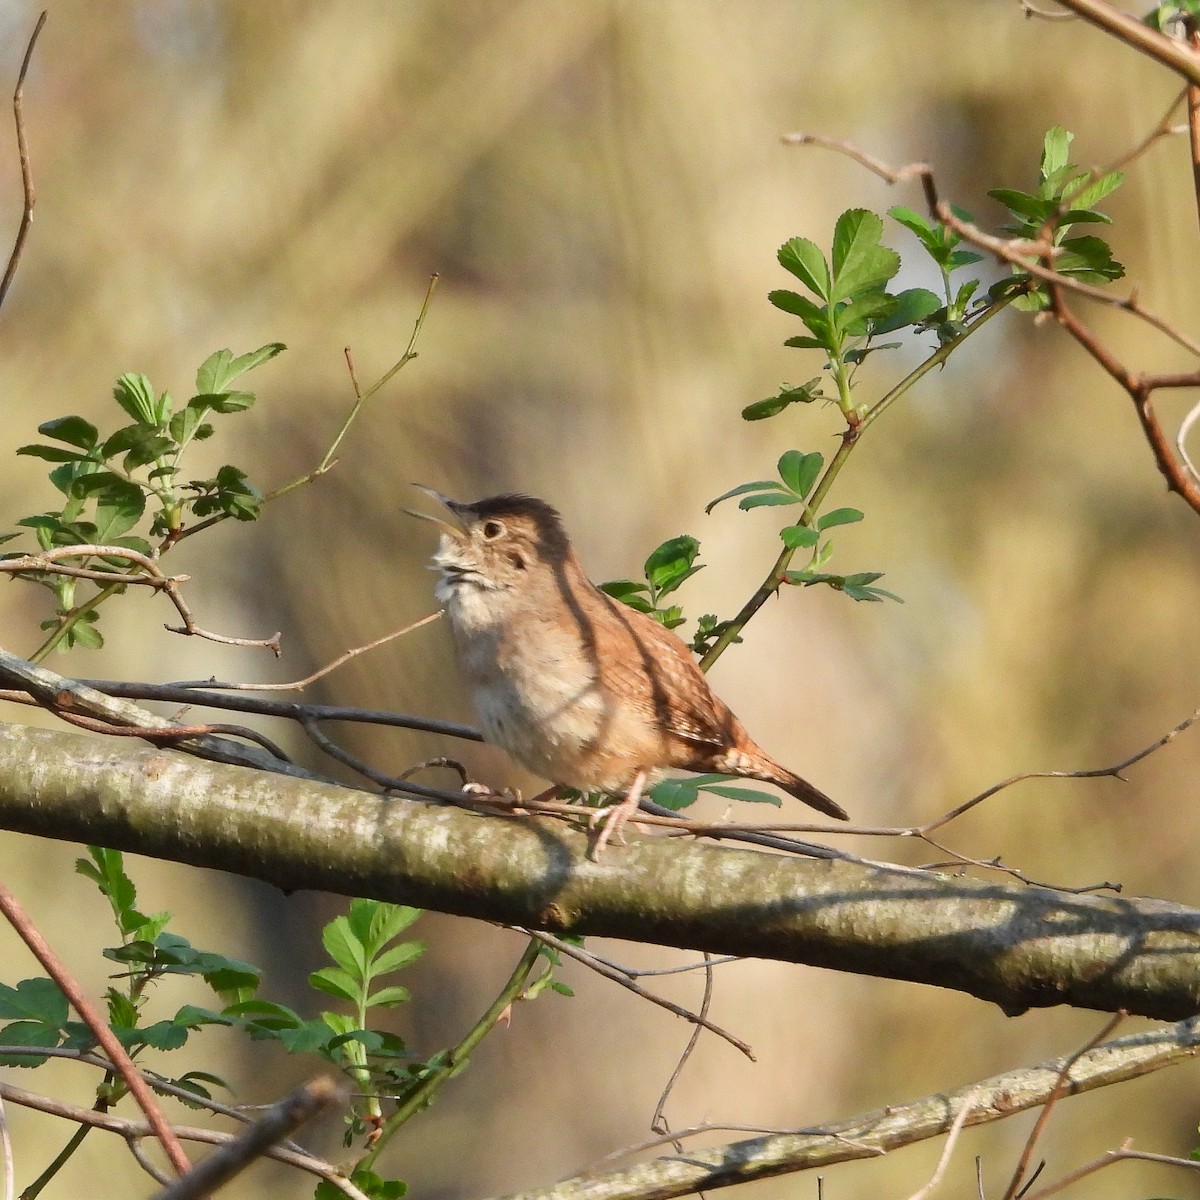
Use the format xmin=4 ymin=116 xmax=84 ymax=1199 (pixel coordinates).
xmin=0 ymin=10 xmax=45 ymax=313
xmin=651 ymin=953 xmax=716 ymax=1133
xmin=517 ymin=930 xmax=754 ymax=1060
xmin=489 ymin=1019 xmax=1200 ymax=1200
xmin=0 ymin=884 xmax=191 ymax=1177
xmin=904 ymin=1087 xmax=981 ymax=1200
xmin=1 ymin=545 xmax=281 ymax=653
xmin=1053 ymin=0 xmax=1200 ymax=87
xmin=0 ymin=1081 xmax=371 ymax=1200
xmin=179 ymin=612 xmax=441 ymax=692
xmin=1002 ymin=1012 xmax=1125 ymax=1200
xmin=1021 ymin=1141 xmax=1200 ymax=1200
xmin=0 ymin=1093 xmax=12 ymax=1200
xmin=151 ymin=1077 xmax=344 ymax=1200
xmin=0 ymin=647 xmax=323 ymax=780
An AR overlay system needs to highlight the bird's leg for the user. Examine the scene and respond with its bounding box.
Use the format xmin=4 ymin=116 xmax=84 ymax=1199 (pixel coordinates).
xmin=589 ymin=770 xmax=649 ymax=859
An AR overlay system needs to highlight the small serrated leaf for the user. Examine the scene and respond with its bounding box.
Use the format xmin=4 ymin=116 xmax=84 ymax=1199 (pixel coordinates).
xmin=777 ymin=237 xmax=830 ymax=298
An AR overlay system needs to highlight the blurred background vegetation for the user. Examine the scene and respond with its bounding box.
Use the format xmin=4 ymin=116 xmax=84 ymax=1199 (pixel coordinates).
xmin=1 ymin=2 xmax=1199 ymax=1197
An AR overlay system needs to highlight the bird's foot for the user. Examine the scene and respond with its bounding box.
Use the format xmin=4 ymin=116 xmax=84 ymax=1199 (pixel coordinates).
xmin=588 ymin=771 xmax=648 ymax=859
xmin=461 ymin=781 xmax=528 ymax=814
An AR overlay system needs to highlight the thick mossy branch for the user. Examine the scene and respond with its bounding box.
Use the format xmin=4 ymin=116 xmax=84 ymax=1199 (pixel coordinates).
xmin=1 ymin=721 xmax=1199 ymax=1020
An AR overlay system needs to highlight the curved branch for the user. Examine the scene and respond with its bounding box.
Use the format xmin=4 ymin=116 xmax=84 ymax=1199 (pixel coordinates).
xmin=1 ymin=722 xmax=1200 ymax=1021
xmin=489 ymin=1017 xmax=1200 ymax=1200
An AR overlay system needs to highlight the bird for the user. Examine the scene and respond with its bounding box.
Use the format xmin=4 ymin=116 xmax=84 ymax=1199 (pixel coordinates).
xmin=407 ymin=487 xmax=847 ymax=852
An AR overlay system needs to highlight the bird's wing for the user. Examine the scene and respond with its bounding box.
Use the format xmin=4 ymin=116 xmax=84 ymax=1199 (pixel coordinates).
xmin=594 ymin=591 xmax=735 ymax=749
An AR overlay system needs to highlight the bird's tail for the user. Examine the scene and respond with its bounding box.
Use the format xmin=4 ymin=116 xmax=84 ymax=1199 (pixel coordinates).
xmin=754 ymin=762 xmax=848 ymax=821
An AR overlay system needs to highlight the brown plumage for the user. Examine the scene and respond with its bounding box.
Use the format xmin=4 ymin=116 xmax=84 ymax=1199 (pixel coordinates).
xmin=408 ymin=489 xmax=847 ymax=845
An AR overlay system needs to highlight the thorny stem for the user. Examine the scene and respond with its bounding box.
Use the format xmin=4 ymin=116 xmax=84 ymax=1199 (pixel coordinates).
xmin=698 ymin=296 xmax=1011 ymax=672
xmin=355 ymin=938 xmax=542 ymax=1174
xmin=27 ymin=582 xmax=124 ymax=665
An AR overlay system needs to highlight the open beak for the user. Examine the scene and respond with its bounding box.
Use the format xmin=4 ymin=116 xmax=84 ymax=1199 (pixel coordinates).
xmin=402 ymin=484 xmax=467 ymax=538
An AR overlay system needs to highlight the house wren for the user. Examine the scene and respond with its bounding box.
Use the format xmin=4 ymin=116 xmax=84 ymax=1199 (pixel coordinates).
xmin=408 ymin=488 xmax=847 ymax=848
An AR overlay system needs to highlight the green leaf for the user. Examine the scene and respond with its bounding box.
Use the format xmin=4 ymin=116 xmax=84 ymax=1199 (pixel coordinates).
xmin=599 ymin=580 xmax=649 ymax=601
xmin=366 ymin=985 xmax=412 ymax=1008
xmin=93 ymin=479 xmax=146 ymax=542
xmin=644 ymin=535 xmax=702 ymax=599
xmin=318 ymin=1169 xmax=407 ymax=1200
xmin=309 ymin=967 xmax=361 ymax=1004
xmin=817 ymin=507 xmax=864 ymax=531
xmin=16 ymin=443 xmax=87 ymax=463
xmin=777 ymin=449 xmax=823 ymax=499
xmin=37 ymin=416 xmax=99 ymax=449
xmin=777 ymin=237 xmax=830 ymax=298
xmin=369 ymin=940 xmax=425 ymax=976
xmin=196 ymin=343 xmax=285 ymax=394
xmin=172 ymin=1005 xmax=236 ymax=1030
xmin=699 ymin=781 xmax=782 ymax=806
xmin=194 ymin=390 xmax=255 ymax=415
xmin=740 ymin=490 xmax=801 ymax=511
xmin=0 ymin=1020 xmax=63 ymax=1066
xmin=780 ymin=525 xmax=818 ymax=549
xmin=768 ymin=290 xmax=832 ymax=345
xmin=0 ymin=978 xmax=68 ymax=1026
xmin=648 ymin=777 xmax=702 ymax=811
xmin=741 ymin=379 xmax=821 ymax=421
xmin=704 ymin=480 xmax=778 ymax=514
xmin=987 ymin=188 xmax=1054 ymax=223
xmin=838 ymin=288 xmax=897 ymax=335
xmin=888 ymin=205 xmax=936 ymax=245
xmin=1040 ymin=125 xmax=1072 ymax=181
xmin=1055 ymin=235 xmax=1124 ymax=282
xmin=830 ymin=209 xmax=900 ymax=302
xmin=869 ymin=288 xmax=942 ymax=335
xmin=323 ymin=915 xmax=368 ymax=979
xmin=112 ymin=373 xmax=160 ymax=426
xmin=122 ymin=1020 xmax=188 ymax=1052
xmin=1066 ymin=170 xmax=1123 ymax=211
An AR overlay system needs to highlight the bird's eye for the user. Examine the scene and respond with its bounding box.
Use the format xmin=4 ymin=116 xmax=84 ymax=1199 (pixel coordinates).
xmin=481 ymin=520 xmax=505 ymax=540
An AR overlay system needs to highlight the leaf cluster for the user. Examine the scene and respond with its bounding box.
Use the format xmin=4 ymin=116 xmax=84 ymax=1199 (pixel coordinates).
xmin=987 ymin=125 xmax=1124 ymax=311
xmin=2 ymin=344 xmax=283 ymax=651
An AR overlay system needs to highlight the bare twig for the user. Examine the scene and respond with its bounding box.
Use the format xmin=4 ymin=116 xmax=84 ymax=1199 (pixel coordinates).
xmin=489 ymin=1019 xmax=1200 ymax=1200
xmin=518 ymin=930 xmax=754 ymax=1060
xmin=904 ymin=1088 xmax=981 ymax=1200
xmin=177 ymin=612 xmax=441 ymax=692
xmin=0 ymin=884 xmax=191 ymax=1177
xmin=1021 ymin=1141 xmax=1200 ymax=1200
xmin=1002 ymin=1012 xmax=1125 ymax=1200
xmin=1 ymin=545 xmax=282 ymax=653
xmin=151 ymin=1077 xmax=344 ymax=1200
xmin=651 ymin=953 xmax=716 ymax=1132
xmin=1053 ymin=0 xmax=1200 ymax=88
xmin=0 ymin=10 xmax=45 ymax=313
xmin=0 ymin=1081 xmax=370 ymax=1200
xmin=0 ymin=1092 xmax=12 ymax=1200
xmin=0 ymin=647 xmax=322 ymax=780
xmin=1187 ymin=17 xmax=1200 ymax=232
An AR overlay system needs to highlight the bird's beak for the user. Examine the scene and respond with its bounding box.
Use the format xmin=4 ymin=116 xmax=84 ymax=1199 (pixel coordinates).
xmin=402 ymin=484 xmax=467 ymax=537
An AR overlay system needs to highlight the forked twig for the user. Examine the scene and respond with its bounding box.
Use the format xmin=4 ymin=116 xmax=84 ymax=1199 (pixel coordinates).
xmin=151 ymin=1077 xmax=344 ymax=1200
xmin=517 ymin=929 xmax=754 ymax=1060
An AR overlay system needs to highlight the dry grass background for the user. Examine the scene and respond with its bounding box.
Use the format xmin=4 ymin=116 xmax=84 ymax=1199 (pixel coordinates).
xmin=1 ymin=2 xmax=1199 ymax=1197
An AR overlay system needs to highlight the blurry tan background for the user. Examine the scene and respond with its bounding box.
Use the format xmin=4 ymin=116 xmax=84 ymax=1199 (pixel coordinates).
xmin=1 ymin=2 xmax=1199 ymax=1197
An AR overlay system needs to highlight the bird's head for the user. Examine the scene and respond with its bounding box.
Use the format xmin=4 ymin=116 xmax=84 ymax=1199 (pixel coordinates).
xmin=405 ymin=486 xmax=571 ymax=606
